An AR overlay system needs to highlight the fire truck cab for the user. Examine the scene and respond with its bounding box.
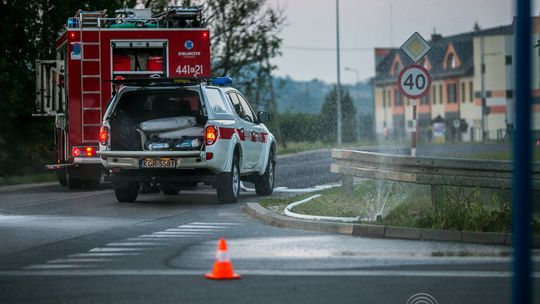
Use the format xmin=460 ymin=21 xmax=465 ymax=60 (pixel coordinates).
xmin=34 ymin=7 xmax=210 ymax=188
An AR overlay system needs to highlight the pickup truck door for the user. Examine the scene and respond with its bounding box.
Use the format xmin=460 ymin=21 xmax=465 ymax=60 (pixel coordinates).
xmin=226 ymin=92 xmax=264 ymax=170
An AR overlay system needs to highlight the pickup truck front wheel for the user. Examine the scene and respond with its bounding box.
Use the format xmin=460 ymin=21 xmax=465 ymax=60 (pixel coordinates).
xmin=255 ymin=150 xmax=275 ymax=196
xmin=115 ymin=182 xmax=139 ymax=203
xmin=216 ymin=154 xmax=240 ymax=204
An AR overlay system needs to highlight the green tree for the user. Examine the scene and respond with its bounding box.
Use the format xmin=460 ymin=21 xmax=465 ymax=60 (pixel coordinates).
xmin=319 ymin=86 xmax=357 ymax=143
xmin=0 ymin=0 xmax=133 ymax=176
xmin=277 ymin=112 xmax=320 ymax=142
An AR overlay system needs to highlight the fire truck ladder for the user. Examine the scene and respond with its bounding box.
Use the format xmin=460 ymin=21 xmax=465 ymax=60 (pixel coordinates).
xmin=77 ymin=10 xmax=106 ymax=28
xmin=78 ymin=11 xmax=106 ymax=143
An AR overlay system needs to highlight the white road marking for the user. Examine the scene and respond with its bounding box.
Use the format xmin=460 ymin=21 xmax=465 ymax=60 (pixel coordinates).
xmin=47 ymin=259 xmax=114 ymax=263
xmin=69 ymin=252 xmax=141 ymax=257
xmin=137 ymin=234 xmax=191 ymax=238
xmin=89 ymin=247 xmax=149 ymax=252
xmin=6 ymin=269 xmax=540 ymax=278
xmin=22 ymin=221 xmax=239 ymax=270
xmin=191 ymin=222 xmax=243 ymax=226
xmin=178 ymin=225 xmax=227 ymax=229
xmin=24 ymin=264 xmax=98 ymax=270
xmin=165 ymin=228 xmax=217 ymax=232
xmin=106 ymin=242 xmax=167 ymax=247
xmin=123 ymin=238 xmax=176 ymax=242
xmin=153 ymin=231 xmax=211 ymax=235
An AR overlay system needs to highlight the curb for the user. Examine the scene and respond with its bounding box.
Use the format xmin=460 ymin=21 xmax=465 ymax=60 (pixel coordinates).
xmin=0 ymin=182 xmax=57 ymax=193
xmin=244 ymin=202 xmax=540 ymax=248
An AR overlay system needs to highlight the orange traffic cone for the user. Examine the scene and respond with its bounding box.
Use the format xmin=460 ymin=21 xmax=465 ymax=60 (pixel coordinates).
xmin=205 ymin=238 xmax=241 ymax=280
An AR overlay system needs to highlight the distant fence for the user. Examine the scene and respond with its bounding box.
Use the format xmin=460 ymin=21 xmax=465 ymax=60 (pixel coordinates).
xmin=331 ymin=148 xmax=540 ymax=205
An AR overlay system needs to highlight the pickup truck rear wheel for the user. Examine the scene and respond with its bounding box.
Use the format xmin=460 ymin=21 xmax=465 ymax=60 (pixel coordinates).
xmin=255 ymin=150 xmax=275 ymax=196
xmin=216 ymin=154 xmax=240 ymax=204
xmin=115 ymin=182 xmax=139 ymax=202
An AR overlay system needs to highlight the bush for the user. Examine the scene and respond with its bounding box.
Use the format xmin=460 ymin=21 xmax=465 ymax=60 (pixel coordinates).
xmin=381 ymin=185 xmax=514 ymax=233
xmin=428 ymin=186 xmax=512 ymax=232
xmin=276 ymin=111 xmax=320 ymax=142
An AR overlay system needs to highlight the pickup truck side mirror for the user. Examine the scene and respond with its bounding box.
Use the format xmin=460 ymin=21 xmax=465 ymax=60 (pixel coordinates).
xmin=257 ymin=111 xmax=271 ymax=123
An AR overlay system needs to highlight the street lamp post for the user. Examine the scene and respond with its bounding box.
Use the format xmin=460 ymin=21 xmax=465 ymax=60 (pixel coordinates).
xmin=344 ymin=67 xmax=359 ymax=84
xmin=336 ymin=0 xmax=342 ymax=145
xmin=345 ymin=67 xmax=360 ymax=141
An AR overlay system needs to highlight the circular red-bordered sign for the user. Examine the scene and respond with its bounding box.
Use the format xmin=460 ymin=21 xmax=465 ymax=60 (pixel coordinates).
xmin=397 ymin=64 xmax=432 ymax=99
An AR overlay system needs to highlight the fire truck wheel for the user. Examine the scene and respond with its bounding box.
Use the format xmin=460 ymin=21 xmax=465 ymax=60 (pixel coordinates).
xmin=57 ymin=169 xmax=67 ymax=187
xmin=254 ymin=149 xmax=275 ymax=196
xmin=115 ymin=183 xmax=139 ymax=203
xmin=216 ymin=153 xmax=240 ymax=204
xmin=67 ymin=171 xmax=82 ymax=189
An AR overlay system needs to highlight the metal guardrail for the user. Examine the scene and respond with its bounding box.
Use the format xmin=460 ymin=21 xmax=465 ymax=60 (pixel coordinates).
xmin=331 ymin=148 xmax=540 ymax=191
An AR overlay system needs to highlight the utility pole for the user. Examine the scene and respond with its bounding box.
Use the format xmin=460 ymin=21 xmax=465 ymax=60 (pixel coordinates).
xmin=480 ymin=36 xmax=486 ymax=142
xmin=336 ymin=0 xmax=343 ymax=145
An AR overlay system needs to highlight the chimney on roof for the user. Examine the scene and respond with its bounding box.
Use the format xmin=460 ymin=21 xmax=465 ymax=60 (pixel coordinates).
xmin=473 ymin=21 xmax=481 ymax=32
xmin=431 ymin=28 xmax=442 ymax=43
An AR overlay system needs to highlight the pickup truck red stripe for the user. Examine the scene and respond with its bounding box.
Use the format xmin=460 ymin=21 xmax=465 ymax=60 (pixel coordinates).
xmin=219 ymin=127 xmax=245 ymax=141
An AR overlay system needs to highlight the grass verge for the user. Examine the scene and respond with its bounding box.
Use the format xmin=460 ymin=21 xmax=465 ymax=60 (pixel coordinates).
xmin=260 ymin=181 xmax=540 ymax=234
xmin=0 ymin=172 xmax=56 ymax=187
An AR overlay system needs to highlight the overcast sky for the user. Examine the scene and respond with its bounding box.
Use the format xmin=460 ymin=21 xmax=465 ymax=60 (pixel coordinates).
xmin=267 ymin=0 xmax=539 ymax=84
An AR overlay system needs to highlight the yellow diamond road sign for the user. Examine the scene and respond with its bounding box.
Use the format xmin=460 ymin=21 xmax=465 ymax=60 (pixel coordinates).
xmin=401 ymin=32 xmax=431 ymax=63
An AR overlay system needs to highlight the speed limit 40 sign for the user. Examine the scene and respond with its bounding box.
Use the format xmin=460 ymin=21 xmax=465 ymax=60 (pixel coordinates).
xmin=397 ymin=64 xmax=431 ymax=99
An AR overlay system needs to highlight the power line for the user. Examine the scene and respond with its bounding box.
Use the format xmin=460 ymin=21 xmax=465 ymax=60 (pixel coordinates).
xmin=283 ymin=45 xmax=372 ymax=52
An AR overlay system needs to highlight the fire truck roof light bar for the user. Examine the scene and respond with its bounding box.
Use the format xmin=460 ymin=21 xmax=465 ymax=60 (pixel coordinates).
xmin=210 ymin=77 xmax=233 ymax=86
xmin=110 ymin=77 xmax=210 ymax=87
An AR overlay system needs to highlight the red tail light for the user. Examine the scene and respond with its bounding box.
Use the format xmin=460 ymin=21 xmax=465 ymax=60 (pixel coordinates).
xmin=99 ymin=126 xmax=109 ymax=145
xmin=202 ymin=31 xmax=208 ymax=39
xmin=205 ymin=125 xmax=218 ymax=146
xmin=72 ymin=146 xmax=96 ymax=158
xmin=72 ymin=147 xmax=81 ymax=157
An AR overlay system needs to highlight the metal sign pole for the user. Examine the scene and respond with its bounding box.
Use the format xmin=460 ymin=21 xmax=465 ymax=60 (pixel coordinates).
xmin=512 ymin=0 xmax=532 ymax=303
xmin=399 ymin=33 xmax=431 ymax=156
xmin=412 ymin=100 xmax=417 ymax=156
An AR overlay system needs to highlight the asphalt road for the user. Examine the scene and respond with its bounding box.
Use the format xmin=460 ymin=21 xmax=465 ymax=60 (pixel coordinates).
xmin=0 ymin=147 xmax=539 ymax=304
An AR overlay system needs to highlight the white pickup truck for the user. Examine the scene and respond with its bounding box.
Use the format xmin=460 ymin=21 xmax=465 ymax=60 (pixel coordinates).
xmin=98 ymin=78 xmax=276 ymax=204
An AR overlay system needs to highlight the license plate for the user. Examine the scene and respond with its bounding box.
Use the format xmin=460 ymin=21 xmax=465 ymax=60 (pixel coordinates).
xmin=140 ymin=158 xmax=175 ymax=168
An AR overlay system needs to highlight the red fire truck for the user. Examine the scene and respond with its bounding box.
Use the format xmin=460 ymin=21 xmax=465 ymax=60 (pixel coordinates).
xmin=34 ymin=7 xmax=211 ymax=188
